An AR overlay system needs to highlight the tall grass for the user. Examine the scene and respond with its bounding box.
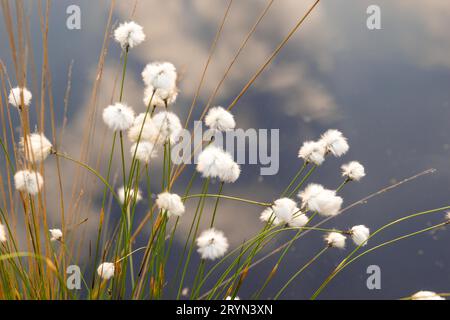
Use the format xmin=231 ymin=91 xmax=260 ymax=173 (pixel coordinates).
xmin=0 ymin=0 xmax=448 ymax=301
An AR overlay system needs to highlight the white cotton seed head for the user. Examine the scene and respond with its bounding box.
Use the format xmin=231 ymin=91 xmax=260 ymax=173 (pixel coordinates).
xmin=9 ymin=87 xmax=32 ymax=108
xmin=218 ymin=160 xmax=240 ymax=183
xmin=156 ymin=192 xmax=185 ymax=217
xmin=411 ymin=291 xmax=445 ymax=300
xmin=350 ymin=225 xmax=370 ymax=246
xmin=97 ymin=262 xmax=115 ymax=280
xmin=298 ymin=184 xmax=343 ymax=217
xmin=225 ymin=296 xmax=240 ymax=300
xmin=260 ymin=208 xmax=282 ymax=226
xmin=117 ymin=186 xmax=142 ymax=204
xmin=114 ymin=21 xmax=145 ymax=49
xmin=445 ymin=211 xmax=450 ymax=221
xmin=0 ymin=223 xmax=7 ymax=242
xmin=341 ymin=161 xmax=365 ymax=181
xmin=298 ymin=140 xmax=326 ymax=165
xmin=205 ymin=106 xmax=236 ymax=132
xmin=320 ymin=129 xmax=349 ymax=157
xmin=143 ymin=85 xmax=178 ymax=109
xmin=102 ymin=103 xmax=135 ymax=131
xmin=151 ymin=111 xmax=182 ymax=145
xmin=142 ymin=62 xmax=177 ymax=92
xmin=196 ymin=228 xmax=229 ymax=260
xmin=49 ymin=228 xmax=63 ymax=242
xmin=14 ymin=170 xmax=44 ymax=195
xmin=289 ymin=212 xmax=309 ymax=228
xmin=271 ymin=198 xmax=299 ymax=225
xmin=196 ymin=145 xmax=238 ymax=182
xmin=325 ymin=232 xmax=346 ymax=249
xmin=19 ymin=133 xmax=53 ymax=163
xmin=130 ymin=141 xmax=157 ymax=163
xmin=128 ymin=113 xmax=159 ymax=143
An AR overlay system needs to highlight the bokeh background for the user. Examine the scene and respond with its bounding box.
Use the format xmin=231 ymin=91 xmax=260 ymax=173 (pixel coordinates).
xmin=1 ymin=0 xmax=450 ymax=299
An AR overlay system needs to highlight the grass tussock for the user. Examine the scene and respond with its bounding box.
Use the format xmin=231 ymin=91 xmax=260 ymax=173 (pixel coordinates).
xmin=0 ymin=0 xmax=448 ymax=301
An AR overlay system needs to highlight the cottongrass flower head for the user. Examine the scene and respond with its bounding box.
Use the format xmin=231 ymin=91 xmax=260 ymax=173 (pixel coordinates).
xmin=0 ymin=223 xmax=6 ymax=242
xmin=19 ymin=133 xmax=53 ymax=162
xmin=128 ymin=113 xmax=158 ymax=143
xmin=117 ymin=186 xmax=142 ymax=204
xmin=411 ymin=291 xmax=445 ymax=300
xmin=320 ymin=129 xmax=349 ymax=157
xmin=196 ymin=145 xmax=240 ymax=182
xmin=298 ymin=140 xmax=326 ymax=166
xmin=341 ymin=161 xmax=365 ymax=181
xmin=445 ymin=211 xmax=450 ymax=222
xmin=49 ymin=229 xmax=63 ymax=242
xmin=14 ymin=170 xmax=44 ymax=195
xmin=8 ymin=87 xmax=32 ymax=108
xmin=142 ymin=62 xmax=177 ymax=92
xmin=151 ymin=111 xmax=182 ymax=145
xmin=260 ymin=207 xmax=282 ymax=226
xmin=225 ymin=296 xmax=240 ymax=300
xmin=325 ymin=232 xmax=346 ymax=249
xmin=156 ymin=192 xmax=185 ymax=217
xmin=205 ymin=106 xmax=236 ymax=132
xmin=271 ymin=198 xmax=308 ymax=227
xmin=196 ymin=228 xmax=229 ymax=260
xmin=130 ymin=141 xmax=157 ymax=163
xmin=143 ymin=85 xmax=178 ymax=108
xmin=349 ymin=225 xmax=370 ymax=246
xmin=218 ymin=159 xmax=240 ymax=183
xmin=102 ymin=103 xmax=135 ymax=131
xmin=97 ymin=262 xmax=115 ymax=280
xmin=298 ymin=184 xmax=343 ymax=217
xmin=114 ymin=21 xmax=145 ymax=49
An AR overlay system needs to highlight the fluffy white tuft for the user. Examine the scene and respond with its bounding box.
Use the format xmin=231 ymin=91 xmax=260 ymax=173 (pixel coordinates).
xmin=128 ymin=113 xmax=158 ymax=143
xmin=143 ymin=85 xmax=178 ymax=108
xmin=220 ymin=160 xmax=241 ymax=183
xmin=260 ymin=208 xmax=282 ymax=226
xmin=0 ymin=223 xmax=6 ymax=242
xmin=156 ymin=192 xmax=185 ymax=217
xmin=225 ymin=296 xmax=240 ymax=300
xmin=196 ymin=228 xmax=229 ymax=260
xmin=142 ymin=62 xmax=177 ymax=92
xmin=19 ymin=133 xmax=53 ymax=162
xmin=97 ymin=262 xmax=115 ymax=280
xmin=350 ymin=225 xmax=370 ymax=246
xmin=196 ymin=145 xmax=240 ymax=182
xmin=289 ymin=212 xmax=309 ymax=228
xmin=49 ymin=229 xmax=63 ymax=242
xmin=102 ymin=103 xmax=135 ymax=131
xmin=298 ymin=140 xmax=326 ymax=165
xmin=325 ymin=232 xmax=346 ymax=249
xmin=320 ymin=129 xmax=349 ymax=157
xmin=270 ymin=198 xmax=308 ymax=228
xmin=341 ymin=161 xmax=365 ymax=181
xmin=114 ymin=21 xmax=145 ymax=49
xmin=271 ymin=198 xmax=298 ymax=224
xmin=298 ymin=184 xmax=343 ymax=217
xmin=151 ymin=111 xmax=182 ymax=145
xmin=411 ymin=291 xmax=445 ymax=300
xmin=130 ymin=141 xmax=157 ymax=163
xmin=117 ymin=186 xmax=142 ymax=204
xmin=14 ymin=170 xmax=44 ymax=195
xmin=8 ymin=87 xmax=32 ymax=108
xmin=205 ymin=106 xmax=236 ymax=132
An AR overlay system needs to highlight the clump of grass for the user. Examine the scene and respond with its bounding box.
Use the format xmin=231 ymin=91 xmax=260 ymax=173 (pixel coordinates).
xmin=0 ymin=0 xmax=448 ymax=301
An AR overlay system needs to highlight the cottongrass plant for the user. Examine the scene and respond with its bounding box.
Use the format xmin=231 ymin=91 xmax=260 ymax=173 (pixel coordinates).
xmin=1 ymin=2 xmax=449 ymax=300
